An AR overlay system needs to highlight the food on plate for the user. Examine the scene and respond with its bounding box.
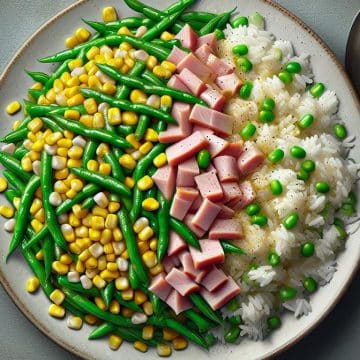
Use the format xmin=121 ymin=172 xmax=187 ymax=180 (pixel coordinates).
xmin=0 ymin=0 xmax=358 ymax=356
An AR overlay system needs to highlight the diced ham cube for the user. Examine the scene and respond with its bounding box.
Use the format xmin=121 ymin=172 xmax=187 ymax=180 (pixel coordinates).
xmin=215 ymin=73 xmax=242 ymax=96
xmin=213 ymin=155 xmax=239 ymax=183
xmin=175 ymin=24 xmax=198 ymax=51
xmin=200 ymin=277 xmax=240 ymax=310
xmin=166 ymin=289 xmax=192 ymax=315
xmin=206 ymin=54 xmax=234 ymax=77
xmin=237 ymin=142 xmax=265 ymax=177
xmin=152 ymin=165 xmax=176 ymax=200
xmin=178 ymin=251 xmax=208 ymax=283
xmin=231 ymin=181 xmax=256 ymax=210
xmin=167 ymin=74 xmax=190 ymax=92
xmin=188 ymin=194 xmax=202 ymax=213
xmin=200 ymin=86 xmax=226 ymax=111
xmin=222 ymin=182 xmax=243 ymax=203
xmin=177 ymin=53 xmax=213 ymax=81
xmin=170 ymin=187 xmax=198 ymax=220
xmin=190 ymin=104 xmax=232 ymax=137
xmin=176 ymin=157 xmax=199 ymax=187
xmin=192 ymin=198 xmax=222 ymax=231
xmin=158 ymin=125 xmax=187 ymax=143
xmin=184 ymin=214 xmax=206 ymax=237
xmin=194 ymin=44 xmax=213 ymax=63
xmin=206 ymin=162 xmax=217 ymax=174
xmin=167 ymin=231 xmax=187 ymax=257
xmin=189 ymin=239 xmax=225 ymax=269
xmin=197 ymin=33 xmax=216 ymax=51
xmin=165 ymin=268 xmax=199 ymax=296
xmin=218 ymin=204 xmax=235 ymax=219
xmin=195 ymin=170 xmax=223 ymax=201
xmin=201 ymin=266 xmax=228 ymax=292
xmin=166 ymin=131 xmax=208 ymax=166
xmin=149 ymin=273 xmax=172 ymax=301
xmin=167 ymin=46 xmax=188 ymax=65
xmin=205 ymin=133 xmax=229 ymax=158
xmin=192 ymin=125 xmax=214 ymax=136
xmin=209 ymin=219 xmax=244 ymax=240
xmin=178 ymin=68 xmax=207 ymax=96
xmin=219 ymin=141 xmax=244 ymax=157
xmin=163 ymin=255 xmax=177 ymax=273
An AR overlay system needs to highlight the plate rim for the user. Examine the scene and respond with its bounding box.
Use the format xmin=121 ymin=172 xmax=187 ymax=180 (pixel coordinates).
xmin=0 ymin=1 xmax=359 ymax=359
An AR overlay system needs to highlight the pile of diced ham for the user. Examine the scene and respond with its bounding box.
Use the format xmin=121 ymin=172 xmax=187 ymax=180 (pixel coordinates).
xmin=150 ymin=25 xmax=266 ymax=315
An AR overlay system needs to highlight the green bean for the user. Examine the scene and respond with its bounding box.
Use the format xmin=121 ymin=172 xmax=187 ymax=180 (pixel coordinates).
xmin=134 ymin=115 xmax=151 ymax=141
xmin=6 ymin=175 xmax=40 ymax=260
xmin=221 ymin=240 xmax=246 ymax=255
xmin=25 ymin=101 xmax=86 ymax=118
xmin=101 ymin=281 xmax=114 ymax=307
xmin=3 ymin=170 xmax=26 ymax=193
xmin=13 ymin=146 xmax=28 ymax=160
xmin=169 ymin=217 xmax=200 ymax=249
xmin=41 ymin=116 xmax=64 ymax=132
xmin=130 ymin=187 xmax=143 ymax=222
xmin=115 ymin=125 xmax=136 ymax=137
xmin=181 ymin=11 xmax=217 ymax=23
xmin=57 ymin=275 xmax=100 ymax=297
xmin=128 ymin=263 xmax=140 ymax=290
xmin=42 ymin=59 xmax=71 ymax=93
xmin=82 ymin=140 xmax=98 ymax=168
xmin=118 ymin=207 xmax=149 ymax=286
xmin=150 ymin=38 xmax=182 ymax=50
xmin=165 ymin=0 xmax=195 ymax=14
xmin=184 ymin=309 xmax=216 ymax=333
xmin=114 ymin=327 xmax=158 ymax=347
xmin=27 ymin=89 xmax=43 ymax=101
xmin=4 ymin=189 xmax=19 ymax=204
xmin=88 ymin=322 xmax=116 ymax=340
xmin=23 ymin=225 xmax=49 ymax=250
xmin=141 ymin=69 xmax=165 ymax=86
xmin=113 ymin=291 xmax=143 ymax=312
xmin=0 ymin=127 xmax=28 ymax=143
xmin=103 ymin=151 xmax=125 ymax=181
xmin=0 ymin=151 xmax=32 ymax=181
xmin=81 ymin=196 xmax=96 ymax=209
xmin=17 ymin=115 xmax=32 ymax=130
xmin=124 ymin=0 xmax=162 ymax=20
xmin=42 ymin=236 xmax=54 ymax=279
xmin=115 ymin=61 xmax=145 ymax=100
xmin=189 ymin=293 xmax=223 ymax=325
xmin=25 ymin=70 xmax=50 ymax=84
xmin=157 ymin=192 xmax=171 ymax=261
xmin=198 ymin=9 xmax=234 ymax=35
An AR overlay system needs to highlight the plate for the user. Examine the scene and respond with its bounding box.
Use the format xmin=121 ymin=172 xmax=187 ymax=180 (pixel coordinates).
xmin=0 ymin=1 xmax=359 ymax=359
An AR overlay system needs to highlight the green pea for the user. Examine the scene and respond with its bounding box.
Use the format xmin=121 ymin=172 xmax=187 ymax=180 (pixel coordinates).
xmin=278 ymin=71 xmax=293 ymax=84
xmin=334 ymin=221 xmax=347 ymax=240
xmin=231 ymin=16 xmax=249 ymax=28
xmin=228 ymin=315 xmax=242 ymax=325
xmin=333 ymin=123 xmax=347 ymax=140
xmin=267 ymin=148 xmax=284 ymax=163
xmin=214 ymin=29 xmax=225 ymax=40
xmin=267 ymin=251 xmax=281 ymax=267
xmin=232 ymin=44 xmax=249 ymax=56
xmin=270 ymin=179 xmax=283 ymax=195
xmin=224 ymin=325 xmax=241 ymax=343
xmin=249 ymin=12 xmax=264 ymax=28
xmin=267 ymin=316 xmax=281 ymax=330
xmin=251 ymin=214 xmax=268 ymax=227
xmin=226 ymin=297 xmax=240 ymax=311
xmin=239 ymin=81 xmax=253 ymax=99
xmin=262 ymin=97 xmax=276 ymax=111
xmin=196 ymin=149 xmax=211 ymax=169
xmin=282 ymin=211 xmax=299 ymax=230
xmin=240 ymin=122 xmax=256 ymax=140
xmin=279 ymin=287 xmax=297 ymax=301
xmin=315 ymin=181 xmax=330 ymax=193
xmin=297 ymin=113 xmax=314 ymax=128
xmin=300 ymin=242 xmax=315 ymax=257
xmin=205 ymin=333 xmax=216 ymax=347
xmin=301 ymin=159 xmax=316 ymax=173
xmin=236 ymin=57 xmax=253 ymax=73
xmin=259 ymin=110 xmax=275 ymax=123
xmin=303 ymin=277 xmax=318 ymax=293
xmin=296 ymin=169 xmax=309 ymax=181
xmin=290 ymin=145 xmax=306 ymax=159
xmin=340 ymin=203 xmax=355 ymax=217
xmin=249 ymin=263 xmax=259 ymax=270
xmin=310 ymin=82 xmax=325 ymax=98
xmin=246 ymin=203 xmax=261 ymax=216
xmin=285 ymin=61 xmax=302 ymax=74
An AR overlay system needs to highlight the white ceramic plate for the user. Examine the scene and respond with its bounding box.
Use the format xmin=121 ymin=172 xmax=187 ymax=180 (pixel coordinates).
xmin=0 ymin=1 xmax=359 ymax=359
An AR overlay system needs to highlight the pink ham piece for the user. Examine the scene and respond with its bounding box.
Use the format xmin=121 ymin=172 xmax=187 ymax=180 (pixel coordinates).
xmin=192 ymin=198 xmax=222 ymax=231
xmin=162 ymin=255 xmax=177 ymax=273
xmin=218 ymin=204 xmax=235 ymax=219
xmin=170 ymin=187 xmax=199 ymax=220
xmin=192 ymin=125 xmax=214 ymax=136
xmin=177 ymin=53 xmax=213 ymax=81
xmin=176 ymin=157 xmax=199 ymax=187
xmin=167 ymin=46 xmax=188 ymax=65
xmin=149 ymin=273 xmax=172 ymax=301
xmin=184 ymin=214 xmax=206 ymax=237
xmin=222 ymin=182 xmax=243 ymax=203
xmin=194 ymin=44 xmax=213 ymax=63
xmin=166 ymin=289 xmax=192 ymax=315
xmin=213 ymin=156 xmax=239 ymax=183
xmin=205 ymin=134 xmax=229 ymax=158
xmin=237 ymin=142 xmax=265 ymax=177
xmin=152 ymin=165 xmax=176 ymax=200
xmin=231 ymin=181 xmax=256 ymax=210
xmin=167 ymin=74 xmax=190 ymax=92
xmin=189 ymin=239 xmax=225 ymax=269
xmin=209 ymin=219 xmax=244 ymax=240
xmin=189 ymin=194 xmax=202 ymax=213
xmin=206 ymin=54 xmax=234 ymax=77
xmin=178 ymin=251 xmax=208 ymax=283
xmin=197 ymin=33 xmax=216 ymax=51
xmin=165 ymin=268 xmax=200 ymax=296
xmin=200 ymin=86 xmax=226 ymax=111
xmin=190 ymin=104 xmax=233 ymax=137
xmin=175 ymin=24 xmax=198 ymax=51
xmin=200 ymin=277 xmax=241 ymax=310
xmin=206 ymin=162 xmax=217 ymax=174
xmin=167 ymin=231 xmax=187 ymax=257
xmin=178 ymin=68 xmax=206 ymax=96
xmin=201 ymin=266 xmax=228 ymax=292
xmin=166 ymin=131 xmax=208 ymax=166
xmin=219 ymin=141 xmax=243 ymax=157
xmin=195 ymin=170 xmax=223 ymax=201
xmin=216 ymin=73 xmax=242 ymax=96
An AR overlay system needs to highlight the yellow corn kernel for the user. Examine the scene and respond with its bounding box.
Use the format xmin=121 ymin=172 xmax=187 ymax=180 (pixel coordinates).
xmin=137 ymin=142 xmax=152 ymax=156
xmin=72 ymin=206 xmax=87 ymax=221
xmin=134 ymin=341 xmax=148 ymax=353
xmin=76 ymin=225 xmax=89 ymax=238
xmin=84 ymin=98 xmax=98 ymax=115
xmin=115 ymin=276 xmax=129 ymax=291
xmin=100 ymin=269 xmax=119 ymax=282
xmin=28 ymin=151 xmax=41 ymax=162
xmin=137 ymin=175 xmax=154 ymax=192
xmin=27 ymin=132 xmax=36 ymax=142
xmin=0 ymin=178 xmax=7 ymax=193
xmin=153 ymin=65 xmax=172 ymax=79
xmin=11 ymin=197 xmax=20 ymax=211
xmin=66 ymin=76 xmax=80 ymax=88
xmin=75 ymin=260 xmax=85 ymax=273
xmin=160 ymin=95 xmax=173 ymax=108
xmin=107 ymin=254 xmax=116 ymax=262
xmin=12 ymin=120 xmax=21 ymax=130
xmin=31 ymin=139 xmax=45 ymax=152
xmin=124 ymin=135 xmax=140 ymax=151
xmin=46 ymin=132 xmax=63 ymax=146
xmin=86 ymin=46 xmax=100 ymax=60
xmin=122 ymin=111 xmax=138 ymax=125
xmin=142 ymin=250 xmax=157 ymax=268
xmin=108 ymin=58 xmax=123 ymax=69
xmin=134 ymin=290 xmax=147 ymax=305
xmin=35 ymin=187 xmax=42 ymax=199
xmin=64 ymin=109 xmax=81 ymax=120
xmin=37 ymin=94 xmax=50 ymax=105
xmin=146 ymin=55 xmax=158 ymax=70
xmin=94 ymin=296 xmax=107 ymax=311
xmin=107 ymin=107 xmax=122 ymax=125
xmin=99 ymin=163 xmax=112 ymax=175
xmin=161 ymin=30 xmax=176 ymax=40
xmin=79 ymin=114 xmax=93 ymax=128
xmin=117 ymin=25 xmax=133 ymax=35
xmin=65 ymin=36 xmax=79 ymax=49
xmin=94 ymin=54 xmax=106 ymax=64
xmin=31 ymin=218 xmax=43 ymax=233
xmin=149 ymin=263 xmax=164 ymax=276
xmin=142 ymin=198 xmax=159 ymax=211
xmin=100 ymin=229 xmax=113 ymax=244
xmin=124 ymin=176 xmax=135 ymax=189
xmin=92 ymin=206 xmax=108 ymax=218
xmin=27 ymin=117 xmax=43 ymax=133
xmin=120 ymin=64 xmax=129 ymax=74
xmin=102 ymin=82 xmax=117 ymax=95
xmin=139 ymin=225 xmax=155 ymax=241
xmin=140 ymin=302 xmax=152 ymax=317
xmin=68 ymin=147 xmax=83 ymax=161
xmin=157 ymin=343 xmax=172 ymax=357
xmin=21 ymin=156 xmax=32 ymax=172
xmin=48 ymin=304 xmax=65 ymax=318
xmin=144 ymin=128 xmax=158 ymax=142
xmin=121 ymin=288 xmax=134 ymax=301
xmin=79 ymin=73 xmax=88 ymax=84
xmin=75 ymin=27 xmax=91 ymax=42
xmin=84 ymin=314 xmax=98 ymax=325
xmin=87 ymin=159 xmax=99 ymax=172
xmin=108 ymin=201 xmax=121 ymax=213
xmin=103 ymin=214 xmax=117 ymax=230
xmin=52 ymin=79 xmax=64 ymax=94
xmin=91 ymin=216 xmax=105 ymax=230
xmin=68 ymin=213 xmax=81 ymax=227
xmin=92 ymin=112 xmax=105 ymax=128
xmin=86 ymin=255 xmax=98 ymax=270
xmin=0 ymin=205 xmax=14 ymax=219
xmin=88 ymin=75 xmax=102 ymax=90
xmin=172 ymin=337 xmax=188 ymax=350
xmin=60 ymin=71 xmax=71 ymax=84
xmin=163 ymin=328 xmax=178 ymax=341
xmin=119 ymin=154 xmax=136 ymax=170
xmin=109 ymin=300 xmax=120 ymax=314
xmin=119 ymin=42 xmax=133 ymax=52
xmin=138 ymin=241 xmax=150 ymax=255
xmin=49 ymin=289 xmax=65 ymax=306
xmin=78 ymin=249 xmax=91 ymax=262
xmin=56 ymin=147 xmax=67 ymax=157
xmin=64 ymin=86 xmax=80 ymax=98
xmin=34 ymin=208 xmax=45 ymax=223
xmin=102 ymin=6 xmax=118 ymax=22
xmin=67 ymin=315 xmax=83 ymax=330
xmin=45 ymin=88 xmax=57 ymax=103
xmin=52 ymin=261 xmax=69 ymax=275
xmin=69 ymin=242 xmax=81 ymax=254
xmin=161 ymin=60 xmax=177 ymax=73
xmin=96 ymin=143 xmax=110 ymax=157
xmin=68 ymin=58 xmax=83 ymax=71
xmin=31 ymin=82 xmax=43 ymax=90
xmin=120 ymin=307 xmax=133 ymax=319
xmin=93 ymin=275 xmax=106 ymax=289
xmin=67 ymin=93 xmax=85 ymax=106
xmin=6 ymin=101 xmax=21 ymax=115
xmin=149 ymin=238 xmax=157 ymax=251
xmin=130 ymin=89 xmax=147 ymax=104
xmin=103 ymin=243 xmax=114 ymax=255
xmin=109 ymin=334 xmax=123 ymax=351
xmin=26 ymin=276 xmax=40 ymax=293
xmin=141 ymin=325 xmax=154 ymax=341
xmin=59 ymin=254 xmax=72 ymax=266
xmin=113 ymin=228 xmax=123 ymax=242
xmin=107 ymin=262 xmax=118 ymax=272
xmin=98 ymin=255 xmax=107 ymax=271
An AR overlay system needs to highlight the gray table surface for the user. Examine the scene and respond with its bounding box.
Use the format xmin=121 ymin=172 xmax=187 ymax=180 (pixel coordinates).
xmin=0 ymin=1 xmax=359 ymax=359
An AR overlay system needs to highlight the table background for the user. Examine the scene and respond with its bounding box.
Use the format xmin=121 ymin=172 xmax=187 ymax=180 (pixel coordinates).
xmin=0 ymin=1 xmax=359 ymax=359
